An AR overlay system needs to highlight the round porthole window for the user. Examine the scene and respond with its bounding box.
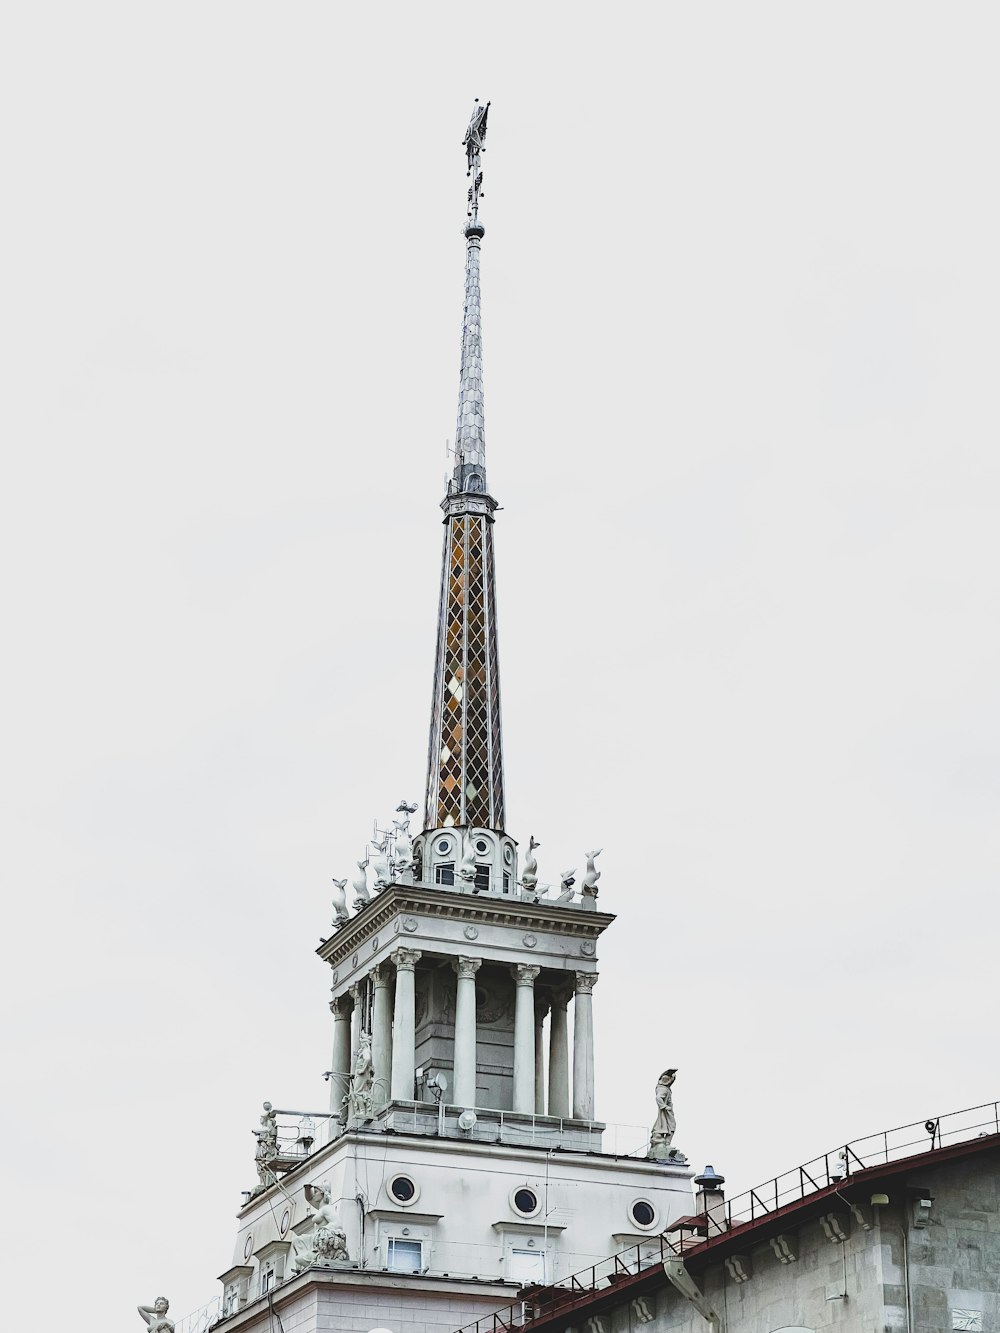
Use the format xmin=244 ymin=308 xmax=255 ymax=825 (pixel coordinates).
xmin=279 ymin=1208 xmax=291 ymax=1237
xmin=629 ymin=1199 xmax=657 ymax=1229
xmin=389 ymin=1174 xmax=418 ymax=1205
xmin=243 ymin=1233 xmax=254 ymax=1260
xmin=475 ymin=838 xmax=489 ymax=854
xmin=503 ymin=845 xmax=514 ymax=864
xmin=512 ymin=1186 xmax=539 ymax=1217
xmin=437 ymin=838 xmax=451 ymax=854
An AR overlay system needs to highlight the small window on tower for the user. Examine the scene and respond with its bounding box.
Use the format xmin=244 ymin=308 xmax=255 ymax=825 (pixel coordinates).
xmin=435 ymin=863 xmax=455 ymax=886
xmin=387 ymin=1237 xmax=423 ymax=1273
xmin=503 ymin=872 xmax=511 ymax=892
xmin=474 ymin=863 xmax=491 ymax=892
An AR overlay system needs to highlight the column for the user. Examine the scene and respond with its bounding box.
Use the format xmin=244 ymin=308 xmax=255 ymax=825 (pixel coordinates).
xmin=572 ymin=972 xmax=598 ymax=1121
xmin=511 ymin=964 xmax=540 ymax=1115
xmin=390 ymin=948 xmax=422 ymax=1101
xmin=548 ymin=988 xmax=570 ymax=1119
xmin=534 ymin=994 xmax=549 ymax=1115
xmin=329 ymin=994 xmax=353 ymax=1121
xmin=371 ymin=964 xmax=394 ymax=1111
xmin=453 ymin=956 xmax=482 ymax=1108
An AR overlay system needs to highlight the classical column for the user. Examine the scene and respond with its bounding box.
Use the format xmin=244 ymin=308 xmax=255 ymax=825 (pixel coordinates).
xmin=329 ymin=994 xmax=353 ymax=1121
xmin=534 ymin=994 xmax=549 ymax=1115
xmin=370 ymin=964 xmax=394 ymax=1111
xmin=511 ymin=964 xmax=541 ymax=1115
xmin=548 ymin=988 xmax=571 ymax=1119
xmin=453 ymin=956 xmax=482 ymax=1108
xmin=572 ymin=972 xmax=598 ymax=1121
xmin=390 ymin=948 xmax=422 ymax=1101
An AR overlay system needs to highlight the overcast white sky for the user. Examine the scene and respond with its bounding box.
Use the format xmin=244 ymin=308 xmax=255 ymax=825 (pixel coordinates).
xmin=3 ymin=3 xmax=1000 ymax=1328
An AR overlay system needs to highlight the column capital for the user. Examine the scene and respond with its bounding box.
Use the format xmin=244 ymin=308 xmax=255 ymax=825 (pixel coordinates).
xmin=371 ymin=962 xmax=393 ymax=989
xmin=349 ymin=981 xmax=364 ymax=1004
xmin=550 ymin=986 xmax=573 ymax=1011
xmin=534 ymin=993 xmax=551 ymax=1020
xmin=391 ymin=947 xmax=422 ymax=973
xmin=512 ymin=963 xmax=541 ymax=987
xmin=453 ymin=956 xmax=483 ymax=979
xmin=574 ymin=971 xmax=599 ymax=994
xmin=330 ymin=994 xmax=353 ymax=1018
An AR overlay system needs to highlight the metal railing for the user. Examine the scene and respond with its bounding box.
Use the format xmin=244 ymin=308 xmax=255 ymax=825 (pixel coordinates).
xmin=452 ymin=1097 xmax=1000 ymax=1333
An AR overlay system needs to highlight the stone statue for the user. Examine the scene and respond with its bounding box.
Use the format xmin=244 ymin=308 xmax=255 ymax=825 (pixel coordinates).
xmin=331 ymin=878 xmax=350 ymax=925
xmin=292 ymin=1182 xmax=350 ymax=1272
xmin=521 ymin=835 xmax=540 ymax=889
xmin=352 ymin=859 xmax=371 ymax=909
xmin=649 ymin=1069 xmax=685 ymax=1162
xmin=137 ymin=1298 xmax=174 ymax=1333
xmin=370 ymin=843 xmax=390 ymax=889
xmin=253 ymin=1101 xmax=279 ymax=1190
xmin=582 ymin=848 xmax=602 ymax=892
xmin=457 ymin=830 xmax=477 ymax=885
xmin=346 ymin=1034 xmax=375 ymax=1122
xmin=393 ymin=821 xmax=414 ymax=873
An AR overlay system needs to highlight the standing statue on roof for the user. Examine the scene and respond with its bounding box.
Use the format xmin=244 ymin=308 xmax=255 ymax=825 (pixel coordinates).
xmin=252 ymin=1100 xmax=279 ymax=1192
xmin=649 ymin=1069 xmax=686 ymax=1163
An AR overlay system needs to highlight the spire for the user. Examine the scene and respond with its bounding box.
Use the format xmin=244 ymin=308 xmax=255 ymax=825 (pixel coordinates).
xmin=424 ymin=102 xmax=505 ymax=836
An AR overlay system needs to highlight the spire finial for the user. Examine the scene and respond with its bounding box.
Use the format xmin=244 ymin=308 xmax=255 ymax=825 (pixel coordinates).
xmin=463 ymin=100 xmax=490 ymax=230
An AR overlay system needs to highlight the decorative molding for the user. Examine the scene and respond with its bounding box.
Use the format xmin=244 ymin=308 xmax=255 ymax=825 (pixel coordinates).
xmin=770 ymin=1234 xmax=798 ymax=1264
xmin=402 ymin=916 xmax=419 ymax=932
xmin=580 ymin=940 xmax=596 ymax=956
xmin=725 ymin=1254 xmax=752 ymax=1284
xmin=574 ymin=971 xmax=599 ymax=994
xmin=454 ymin=956 xmax=483 ymax=979
xmin=317 ymin=884 xmax=614 ymax=971
xmin=370 ymin=963 xmax=392 ymax=990
xmin=820 ymin=1212 xmax=849 ymax=1244
xmin=464 ymin=924 xmax=480 ymax=940
xmin=522 ymin=933 xmax=537 ymax=948
xmin=513 ymin=964 xmax=541 ymax=986
xmin=330 ymin=995 xmax=352 ymax=1019
xmin=390 ymin=947 xmax=422 ymax=972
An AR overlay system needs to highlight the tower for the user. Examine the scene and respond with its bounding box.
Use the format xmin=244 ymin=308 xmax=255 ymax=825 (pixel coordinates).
xmin=202 ymin=105 xmax=693 ymax=1333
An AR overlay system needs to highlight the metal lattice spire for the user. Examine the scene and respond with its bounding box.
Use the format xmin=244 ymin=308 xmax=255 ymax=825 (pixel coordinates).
xmin=424 ymin=101 xmax=505 ymax=836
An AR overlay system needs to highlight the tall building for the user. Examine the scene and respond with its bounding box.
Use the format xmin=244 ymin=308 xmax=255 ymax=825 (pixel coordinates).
xmin=189 ymin=105 xmax=693 ymax=1333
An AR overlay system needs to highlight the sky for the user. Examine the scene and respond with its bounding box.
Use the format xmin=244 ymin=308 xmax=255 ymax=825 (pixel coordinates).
xmin=3 ymin=3 xmax=999 ymax=1329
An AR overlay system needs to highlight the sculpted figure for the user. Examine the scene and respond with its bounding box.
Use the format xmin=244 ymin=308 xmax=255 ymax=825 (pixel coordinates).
xmin=253 ymin=1101 xmax=278 ymax=1189
xmin=393 ymin=821 xmax=414 ymax=872
xmin=556 ymin=869 xmax=576 ymax=903
xmin=582 ymin=848 xmax=602 ymax=891
xmin=292 ymin=1183 xmax=350 ymax=1271
xmin=521 ymin=835 xmax=540 ymax=889
xmin=370 ymin=843 xmax=390 ymax=889
xmin=346 ymin=1034 xmax=375 ymax=1122
xmin=457 ymin=831 xmax=477 ymax=885
xmin=137 ymin=1298 xmax=174 ymax=1333
xmin=331 ymin=878 xmax=350 ymax=925
xmin=352 ymin=859 xmax=371 ymax=909
xmin=651 ymin=1069 xmax=677 ymax=1150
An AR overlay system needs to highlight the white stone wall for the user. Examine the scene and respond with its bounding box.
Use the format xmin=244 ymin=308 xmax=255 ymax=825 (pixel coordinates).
xmin=226 ymin=1130 xmax=690 ymax=1325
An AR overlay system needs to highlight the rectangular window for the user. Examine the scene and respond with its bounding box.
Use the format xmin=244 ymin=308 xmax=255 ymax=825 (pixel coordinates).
xmin=474 ymin=863 xmax=491 ymax=892
xmin=260 ymin=1267 xmax=274 ymax=1294
xmin=502 ymin=871 xmax=511 ymax=892
xmin=509 ymin=1248 xmax=545 ymax=1283
xmin=387 ymin=1237 xmax=423 ymax=1273
xmin=435 ymin=863 xmax=455 ymax=886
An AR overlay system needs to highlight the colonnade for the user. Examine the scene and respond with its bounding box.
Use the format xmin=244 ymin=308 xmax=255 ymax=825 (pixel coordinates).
xmin=329 ymin=954 xmax=598 ymax=1122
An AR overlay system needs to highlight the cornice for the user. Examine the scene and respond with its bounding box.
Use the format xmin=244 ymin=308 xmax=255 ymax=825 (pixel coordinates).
xmin=316 ymin=882 xmax=615 ymax=969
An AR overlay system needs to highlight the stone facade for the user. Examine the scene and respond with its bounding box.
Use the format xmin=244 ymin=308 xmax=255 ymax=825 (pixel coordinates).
xmin=518 ymin=1141 xmax=1000 ymax=1333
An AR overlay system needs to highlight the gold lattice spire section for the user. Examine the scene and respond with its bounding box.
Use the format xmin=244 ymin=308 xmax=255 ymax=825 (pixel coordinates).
xmin=423 ymin=102 xmax=505 ymax=836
